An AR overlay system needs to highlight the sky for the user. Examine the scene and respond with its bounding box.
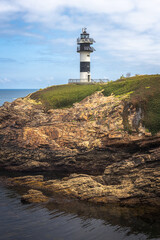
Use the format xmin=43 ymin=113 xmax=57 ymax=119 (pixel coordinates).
xmin=1 ymin=0 xmax=160 ymax=88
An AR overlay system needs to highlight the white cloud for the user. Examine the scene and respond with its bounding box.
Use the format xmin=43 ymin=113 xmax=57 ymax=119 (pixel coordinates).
xmin=1 ymin=0 xmax=160 ymax=66
xmin=0 ymin=0 xmax=159 ymax=33
xmin=97 ymin=28 xmax=160 ymax=65
xmin=0 ymin=1 xmax=18 ymax=14
xmin=7 ymin=0 xmax=134 ymax=16
xmin=0 ymin=77 xmax=11 ymax=83
xmin=0 ymin=0 xmax=159 ymax=31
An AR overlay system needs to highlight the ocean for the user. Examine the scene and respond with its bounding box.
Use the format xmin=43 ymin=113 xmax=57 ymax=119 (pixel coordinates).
xmin=0 ymin=89 xmax=160 ymax=240
xmin=0 ymin=89 xmax=37 ymax=106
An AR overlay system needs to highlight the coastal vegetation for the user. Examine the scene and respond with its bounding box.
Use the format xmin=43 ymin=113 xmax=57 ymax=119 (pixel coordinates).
xmin=30 ymin=74 xmax=160 ymax=134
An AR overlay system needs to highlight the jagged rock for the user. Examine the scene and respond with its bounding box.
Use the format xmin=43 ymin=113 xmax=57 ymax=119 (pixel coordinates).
xmin=0 ymin=92 xmax=156 ymax=173
xmin=1 ymin=92 xmax=160 ymax=205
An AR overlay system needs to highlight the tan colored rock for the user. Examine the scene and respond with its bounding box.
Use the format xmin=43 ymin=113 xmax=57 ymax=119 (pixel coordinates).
xmin=8 ymin=167 xmax=160 ymax=206
xmin=108 ymin=132 xmax=123 ymax=139
xmin=21 ymin=189 xmax=49 ymax=203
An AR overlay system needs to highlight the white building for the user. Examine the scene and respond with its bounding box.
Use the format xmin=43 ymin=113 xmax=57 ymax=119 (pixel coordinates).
xmin=77 ymin=28 xmax=95 ymax=83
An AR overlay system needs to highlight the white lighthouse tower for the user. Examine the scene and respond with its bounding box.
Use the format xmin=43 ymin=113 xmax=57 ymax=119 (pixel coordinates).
xmin=77 ymin=28 xmax=95 ymax=83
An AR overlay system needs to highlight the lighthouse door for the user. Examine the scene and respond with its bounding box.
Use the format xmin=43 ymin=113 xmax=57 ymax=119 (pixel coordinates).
xmin=88 ymin=74 xmax=90 ymax=82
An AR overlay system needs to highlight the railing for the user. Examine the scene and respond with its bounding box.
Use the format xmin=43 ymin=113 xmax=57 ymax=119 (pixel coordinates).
xmin=77 ymin=46 xmax=80 ymax=52
xmin=68 ymin=79 xmax=82 ymax=83
xmin=77 ymin=46 xmax=95 ymax=52
xmin=68 ymin=79 xmax=109 ymax=83
xmin=77 ymin=38 xmax=95 ymax=43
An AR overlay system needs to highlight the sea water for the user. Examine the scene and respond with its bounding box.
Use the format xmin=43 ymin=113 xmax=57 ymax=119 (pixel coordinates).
xmin=0 ymin=90 xmax=160 ymax=240
xmin=0 ymin=89 xmax=37 ymax=106
xmin=0 ymin=181 xmax=160 ymax=240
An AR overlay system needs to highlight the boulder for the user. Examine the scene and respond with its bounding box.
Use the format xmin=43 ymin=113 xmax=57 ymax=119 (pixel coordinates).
xmin=21 ymin=189 xmax=49 ymax=204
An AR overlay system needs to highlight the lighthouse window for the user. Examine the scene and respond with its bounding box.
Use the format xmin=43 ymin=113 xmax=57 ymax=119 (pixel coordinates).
xmin=81 ymin=34 xmax=89 ymax=39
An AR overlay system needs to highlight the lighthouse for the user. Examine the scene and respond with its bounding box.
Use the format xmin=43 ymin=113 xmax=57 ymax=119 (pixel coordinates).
xmin=77 ymin=28 xmax=95 ymax=83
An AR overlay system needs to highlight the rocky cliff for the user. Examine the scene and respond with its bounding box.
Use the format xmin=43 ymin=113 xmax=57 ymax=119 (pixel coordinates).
xmin=0 ymin=92 xmax=160 ymax=205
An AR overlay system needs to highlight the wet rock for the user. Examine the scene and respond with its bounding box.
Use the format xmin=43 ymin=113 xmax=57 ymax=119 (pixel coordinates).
xmin=21 ymin=189 xmax=49 ymax=204
xmin=9 ymin=170 xmax=160 ymax=206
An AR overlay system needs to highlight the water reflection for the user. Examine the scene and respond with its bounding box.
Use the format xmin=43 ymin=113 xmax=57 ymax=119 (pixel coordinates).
xmin=46 ymin=197 xmax=160 ymax=239
xmin=0 ymin=183 xmax=160 ymax=240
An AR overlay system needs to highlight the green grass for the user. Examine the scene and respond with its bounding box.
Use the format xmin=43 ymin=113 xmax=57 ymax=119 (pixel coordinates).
xmin=31 ymin=84 xmax=102 ymax=109
xmin=30 ymin=75 xmax=160 ymax=134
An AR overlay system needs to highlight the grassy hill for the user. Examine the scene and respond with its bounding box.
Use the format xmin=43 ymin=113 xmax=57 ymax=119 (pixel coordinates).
xmin=30 ymin=75 xmax=160 ymax=134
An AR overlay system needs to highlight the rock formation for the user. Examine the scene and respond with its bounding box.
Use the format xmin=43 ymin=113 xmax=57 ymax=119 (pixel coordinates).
xmin=1 ymin=92 xmax=160 ymax=205
xmin=21 ymin=189 xmax=49 ymax=204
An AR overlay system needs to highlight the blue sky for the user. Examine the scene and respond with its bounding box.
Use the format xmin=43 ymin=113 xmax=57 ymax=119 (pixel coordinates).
xmin=1 ymin=0 xmax=160 ymax=89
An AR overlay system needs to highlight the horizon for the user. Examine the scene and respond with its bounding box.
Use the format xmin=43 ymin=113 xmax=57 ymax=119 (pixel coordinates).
xmin=0 ymin=88 xmax=38 ymax=90
xmin=0 ymin=72 xmax=159 ymax=90
xmin=1 ymin=0 xmax=160 ymax=89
